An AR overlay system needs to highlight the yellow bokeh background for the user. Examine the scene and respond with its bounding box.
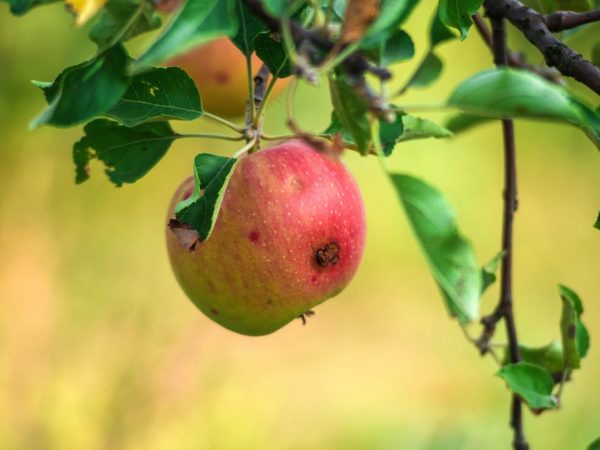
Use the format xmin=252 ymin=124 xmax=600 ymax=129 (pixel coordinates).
xmin=1 ymin=2 xmax=599 ymax=449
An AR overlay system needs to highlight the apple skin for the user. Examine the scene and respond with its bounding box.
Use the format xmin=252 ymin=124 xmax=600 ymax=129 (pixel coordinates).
xmin=166 ymin=38 xmax=289 ymax=117
xmin=166 ymin=140 xmax=366 ymax=336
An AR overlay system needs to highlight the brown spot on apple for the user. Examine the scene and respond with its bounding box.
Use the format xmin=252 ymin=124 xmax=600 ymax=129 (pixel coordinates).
xmin=315 ymin=242 xmax=340 ymax=267
xmin=215 ymin=72 xmax=230 ymax=84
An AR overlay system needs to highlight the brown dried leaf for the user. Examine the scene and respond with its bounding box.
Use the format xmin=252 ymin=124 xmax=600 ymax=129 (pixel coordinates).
xmin=340 ymin=0 xmax=381 ymax=44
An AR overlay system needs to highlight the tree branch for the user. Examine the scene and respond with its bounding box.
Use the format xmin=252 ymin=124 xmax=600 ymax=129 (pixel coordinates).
xmin=472 ymin=13 xmax=563 ymax=85
xmin=484 ymin=0 xmax=600 ymax=95
xmin=486 ymin=11 xmax=529 ymax=450
xmin=243 ymin=0 xmax=393 ymax=119
xmin=546 ymin=9 xmax=600 ymax=32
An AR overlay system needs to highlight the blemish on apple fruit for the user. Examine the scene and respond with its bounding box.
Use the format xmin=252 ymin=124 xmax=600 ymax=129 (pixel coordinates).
xmin=215 ymin=72 xmax=229 ymax=84
xmin=182 ymin=186 xmax=194 ymax=200
xmin=249 ymin=230 xmax=260 ymax=242
xmin=315 ymin=242 xmax=340 ymax=267
xmin=210 ymin=308 xmax=220 ymax=315
xmin=311 ymin=275 xmax=318 ymax=283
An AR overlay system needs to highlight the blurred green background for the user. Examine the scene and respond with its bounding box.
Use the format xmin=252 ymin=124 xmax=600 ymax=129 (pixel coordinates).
xmin=1 ymin=2 xmax=599 ymax=449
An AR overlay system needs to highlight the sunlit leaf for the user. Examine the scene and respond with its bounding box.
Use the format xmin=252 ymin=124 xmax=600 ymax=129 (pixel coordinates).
xmin=390 ymin=174 xmax=481 ymax=322
xmin=559 ymin=284 xmax=590 ymax=369
xmin=361 ymin=0 xmax=419 ymax=47
xmin=106 ymin=66 xmax=202 ymax=126
xmin=254 ymin=32 xmax=292 ymax=78
xmin=448 ymin=68 xmax=600 ymax=149
xmin=4 ymin=0 xmax=57 ymax=15
xmin=90 ymin=0 xmax=162 ymax=51
xmin=503 ymin=341 xmax=565 ymax=381
xmin=481 ymin=250 xmax=504 ymax=294
xmin=74 ymin=119 xmax=176 ymax=185
xmin=329 ymin=75 xmax=371 ymax=155
xmin=380 ymin=112 xmax=452 ymax=155
xmin=445 ymin=113 xmax=492 ymax=134
xmin=588 ymin=436 xmax=600 ymax=450
xmin=430 ymin=6 xmax=455 ymax=47
xmin=231 ymin=0 xmax=268 ymax=56
xmin=133 ymin=0 xmax=238 ymax=72
xmin=175 ymin=153 xmax=238 ymax=240
xmin=30 ymin=45 xmax=130 ymax=128
xmin=383 ymin=29 xmax=414 ymax=65
xmin=497 ymin=362 xmax=558 ymax=410
xmin=438 ymin=0 xmax=482 ymax=39
xmin=403 ymin=51 xmax=443 ymax=90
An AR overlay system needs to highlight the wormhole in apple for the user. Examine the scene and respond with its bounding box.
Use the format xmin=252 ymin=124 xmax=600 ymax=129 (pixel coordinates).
xmin=315 ymin=242 xmax=340 ymax=267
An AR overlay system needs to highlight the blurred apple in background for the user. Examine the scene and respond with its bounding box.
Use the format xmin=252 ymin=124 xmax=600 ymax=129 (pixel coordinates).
xmin=166 ymin=38 xmax=290 ymax=117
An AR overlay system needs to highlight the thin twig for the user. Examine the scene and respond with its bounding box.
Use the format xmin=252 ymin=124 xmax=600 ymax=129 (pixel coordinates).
xmin=484 ymin=0 xmax=600 ymax=95
xmin=243 ymin=0 xmax=393 ymax=118
xmin=471 ymin=13 xmax=563 ymax=85
xmin=487 ymin=11 xmax=529 ymax=450
xmin=546 ymin=9 xmax=600 ymax=32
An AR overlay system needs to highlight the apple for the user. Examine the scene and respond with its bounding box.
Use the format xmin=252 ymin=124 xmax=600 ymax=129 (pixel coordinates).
xmin=166 ymin=140 xmax=366 ymax=336
xmin=166 ymin=38 xmax=290 ymax=117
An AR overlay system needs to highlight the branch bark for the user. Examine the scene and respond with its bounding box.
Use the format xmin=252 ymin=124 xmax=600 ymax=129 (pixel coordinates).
xmin=243 ymin=0 xmax=393 ymax=118
xmin=487 ymin=11 xmax=529 ymax=450
xmin=472 ymin=13 xmax=563 ymax=84
xmin=484 ymin=0 xmax=600 ymax=95
xmin=546 ymin=9 xmax=600 ymax=32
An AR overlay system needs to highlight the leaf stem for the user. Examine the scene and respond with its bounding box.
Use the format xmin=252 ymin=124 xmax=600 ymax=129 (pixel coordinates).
xmin=245 ymin=55 xmax=256 ymax=127
xmin=202 ymin=112 xmax=245 ymax=133
xmin=177 ymin=133 xmax=245 ymax=141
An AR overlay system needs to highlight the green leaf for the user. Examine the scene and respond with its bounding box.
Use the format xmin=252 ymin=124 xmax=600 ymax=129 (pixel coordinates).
xmin=438 ymin=0 xmax=483 ymax=40
xmin=4 ymin=0 xmax=57 ymax=15
xmin=380 ymin=112 xmax=452 ymax=155
xmin=430 ymin=6 xmax=455 ymax=47
xmin=504 ymin=341 xmax=565 ymax=381
xmin=592 ymin=43 xmax=600 ymax=67
xmin=555 ymin=0 xmax=592 ymax=11
xmin=445 ymin=113 xmax=492 ymax=134
xmin=497 ymin=362 xmax=558 ymax=410
xmin=133 ymin=0 xmax=238 ymax=72
xmin=381 ymin=30 xmax=415 ymax=66
xmin=90 ymin=0 xmax=162 ymax=51
xmin=363 ymin=0 xmax=419 ymax=44
xmin=594 ymin=211 xmax=600 ymax=230
xmin=175 ymin=153 xmax=238 ymax=240
xmin=403 ymin=51 xmax=443 ymax=91
xmin=390 ymin=174 xmax=481 ymax=322
xmin=106 ymin=66 xmax=202 ymax=127
xmin=30 ymin=45 xmax=130 ymax=128
xmin=329 ymin=75 xmax=372 ymax=155
xmin=254 ymin=32 xmax=293 ymax=78
xmin=588 ymin=437 xmax=600 ymax=450
xmin=231 ymin=0 xmax=267 ymax=56
xmin=448 ymin=68 xmax=600 ymax=149
xmin=74 ymin=119 xmax=176 ymax=186
xmin=325 ymin=111 xmax=451 ymax=155
xmin=480 ymin=250 xmax=504 ymax=294
xmin=559 ymin=284 xmax=590 ymax=369
xmin=262 ymin=0 xmax=301 ymax=17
